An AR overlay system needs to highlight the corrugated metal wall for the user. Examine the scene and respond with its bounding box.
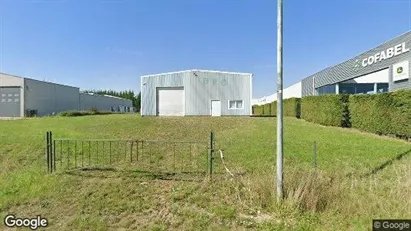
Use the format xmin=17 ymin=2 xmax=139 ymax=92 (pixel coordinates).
xmin=0 ymin=73 xmax=133 ymax=117
xmin=0 ymin=73 xmax=25 ymax=117
xmin=79 ymin=93 xmax=133 ymax=112
xmin=24 ymin=78 xmax=80 ymax=116
xmin=253 ymin=82 xmax=302 ymax=105
xmin=302 ymin=31 xmax=411 ymax=96
xmin=141 ymin=70 xmax=252 ymax=116
xmin=0 ymin=87 xmax=22 ymax=117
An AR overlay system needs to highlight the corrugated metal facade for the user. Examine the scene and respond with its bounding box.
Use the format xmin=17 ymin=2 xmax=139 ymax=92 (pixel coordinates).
xmin=302 ymin=31 xmax=411 ymax=96
xmin=253 ymin=82 xmax=302 ymax=105
xmin=79 ymin=93 xmax=133 ymax=112
xmin=141 ymin=70 xmax=252 ymax=116
xmin=25 ymin=78 xmax=80 ymax=116
xmin=0 ymin=72 xmax=133 ymax=117
xmin=0 ymin=73 xmax=25 ymax=117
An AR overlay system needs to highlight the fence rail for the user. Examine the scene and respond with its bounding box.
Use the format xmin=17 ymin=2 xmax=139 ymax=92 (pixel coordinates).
xmin=45 ymin=131 xmax=216 ymax=180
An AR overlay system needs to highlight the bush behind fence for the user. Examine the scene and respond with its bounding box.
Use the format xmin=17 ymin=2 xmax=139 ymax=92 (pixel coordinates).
xmin=252 ymin=89 xmax=411 ymax=139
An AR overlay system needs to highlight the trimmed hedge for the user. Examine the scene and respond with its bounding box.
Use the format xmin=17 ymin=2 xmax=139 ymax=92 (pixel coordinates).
xmin=284 ymin=98 xmax=301 ymax=118
xmin=301 ymin=94 xmax=350 ymax=127
xmin=263 ymin=103 xmax=271 ymax=115
xmin=252 ymin=105 xmax=264 ymax=115
xmin=349 ymin=90 xmax=411 ymax=138
xmin=270 ymin=101 xmax=277 ymax=116
xmin=390 ymin=90 xmax=411 ymax=138
xmin=59 ymin=110 xmax=120 ymax=117
xmin=252 ymin=98 xmax=301 ymax=118
xmin=253 ymin=89 xmax=411 ymax=140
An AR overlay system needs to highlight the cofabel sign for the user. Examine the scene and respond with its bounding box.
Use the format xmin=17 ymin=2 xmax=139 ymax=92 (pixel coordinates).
xmin=359 ymin=42 xmax=409 ymax=67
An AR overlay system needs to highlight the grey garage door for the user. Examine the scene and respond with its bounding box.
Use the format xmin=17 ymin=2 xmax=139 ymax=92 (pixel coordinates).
xmin=0 ymin=87 xmax=21 ymax=117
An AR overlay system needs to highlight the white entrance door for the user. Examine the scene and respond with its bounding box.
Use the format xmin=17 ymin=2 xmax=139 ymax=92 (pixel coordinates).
xmin=157 ymin=87 xmax=185 ymax=116
xmin=211 ymin=100 xmax=221 ymax=117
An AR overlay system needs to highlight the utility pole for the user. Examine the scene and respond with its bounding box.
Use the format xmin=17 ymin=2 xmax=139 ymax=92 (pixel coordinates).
xmin=276 ymin=0 xmax=284 ymax=202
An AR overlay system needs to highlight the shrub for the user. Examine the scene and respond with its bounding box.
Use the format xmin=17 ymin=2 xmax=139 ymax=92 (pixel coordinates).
xmin=59 ymin=110 xmax=118 ymax=117
xmin=90 ymin=107 xmax=99 ymax=114
xmin=270 ymin=101 xmax=277 ymax=116
xmin=390 ymin=90 xmax=411 ymax=138
xmin=252 ymin=98 xmax=301 ymax=118
xmin=263 ymin=103 xmax=271 ymax=115
xmin=349 ymin=90 xmax=411 ymax=138
xmin=349 ymin=93 xmax=391 ymax=135
xmin=252 ymin=105 xmax=264 ymax=115
xmin=268 ymin=98 xmax=301 ymax=118
xmin=301 ymin=94 xmax=349 ymax=127
xmin=284 ymin=98 xmax=301 ymax=118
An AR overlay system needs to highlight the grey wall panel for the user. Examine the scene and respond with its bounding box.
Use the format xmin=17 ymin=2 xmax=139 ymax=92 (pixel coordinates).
xmin=0 ymin=87 xmax=21 ymax=117
xmin=141 ymin=72 xmax=185 ymax=116
xmin=301 ymin=77 xmax=315 ymax=96
xmin=79 ymin=93 xmax=132 ymax=111
xmin=141 ymin=70 xmax=252 ymax=116
xmin=0 ymin=74 xmax=24 ymax=117
xmin=24 ymin=78 xmax=80 ymax=116
xmin=185 ymin=71 xmax=251 ymax=116
xmin=301 ymin=31 xmax=411 ymax=96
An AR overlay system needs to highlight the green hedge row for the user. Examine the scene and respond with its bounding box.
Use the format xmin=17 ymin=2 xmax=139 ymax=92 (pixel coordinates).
xmin=349 ymin=90 xmax=411 ymax=138
xmin=252 ymin=98 xmax=301 ymax=118
xmin=59 ymin=110 xmax=121 ymax=117
xmin=253 ymin=105 xmax=264 ymax=115
xmin=301 ymin=94 xmax=350 ymax=127
xmin=253 ymin=89 xmax=411 ymax=139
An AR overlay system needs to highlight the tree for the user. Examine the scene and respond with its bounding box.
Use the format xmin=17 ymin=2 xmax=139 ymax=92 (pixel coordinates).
xmin=82 ymin=89 xmax=141 ymax=112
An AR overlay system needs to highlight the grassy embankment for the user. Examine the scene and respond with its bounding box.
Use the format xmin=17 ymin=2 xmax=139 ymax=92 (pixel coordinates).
xmin=0 ymin=114 xmax=410 ymax=230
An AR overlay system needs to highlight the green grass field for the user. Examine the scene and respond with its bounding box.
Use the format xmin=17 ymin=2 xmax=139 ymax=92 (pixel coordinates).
xmin=0 ymin=114 xmax=410 ymax=230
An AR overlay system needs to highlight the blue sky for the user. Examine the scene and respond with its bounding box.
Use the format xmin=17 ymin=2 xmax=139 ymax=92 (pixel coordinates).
xmin=0 ymin=0 xmax=410 ymax=98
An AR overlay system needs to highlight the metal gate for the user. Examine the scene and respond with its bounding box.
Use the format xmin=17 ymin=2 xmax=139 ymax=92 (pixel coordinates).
xmin=0 ymin=87 xmax=21 ymax=117
xmin=45 ymin=131 xmax=217 ymax=180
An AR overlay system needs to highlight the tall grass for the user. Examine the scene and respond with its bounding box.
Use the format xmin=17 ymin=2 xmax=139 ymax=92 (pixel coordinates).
xmin=0 ymin=115 xmax=410 ymax=230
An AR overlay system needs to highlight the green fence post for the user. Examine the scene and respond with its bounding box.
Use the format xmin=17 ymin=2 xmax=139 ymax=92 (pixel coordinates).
xmin=50 ymin=131 xmax=53 ymax=173
xmin=209 ymin=131 xmax=214 ymax=181
xmin=46 ymin=131 xmax=50 ymax=173
xmin=313 ymin=141 xmax=317 ymax=169
xmin=53 ymin=138 xmax=56 ymax=172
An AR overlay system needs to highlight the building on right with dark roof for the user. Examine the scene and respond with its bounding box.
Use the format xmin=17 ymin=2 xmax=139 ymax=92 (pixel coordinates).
xmin=301 ymin=31 xmax=411 ymax=96
xmin=253 ymin=31 xmax=411 ymax=105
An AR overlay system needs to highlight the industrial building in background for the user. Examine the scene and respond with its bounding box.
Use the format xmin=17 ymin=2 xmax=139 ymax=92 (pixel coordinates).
xmin=0 ymin=73 xmax=133 ymax=118
xmin=140 ymin=69 xmax=253 ymax=116
xmin=253 ymin=31 xmax=411 ymax=105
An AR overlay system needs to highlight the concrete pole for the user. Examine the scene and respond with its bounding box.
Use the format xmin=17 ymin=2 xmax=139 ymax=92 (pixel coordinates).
xmin=276 ymin=0 xmax=284 ymax=202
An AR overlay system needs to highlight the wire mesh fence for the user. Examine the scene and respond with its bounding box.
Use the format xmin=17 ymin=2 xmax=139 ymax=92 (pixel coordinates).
xmin=45 ymin=132 xmax=215 ymax=180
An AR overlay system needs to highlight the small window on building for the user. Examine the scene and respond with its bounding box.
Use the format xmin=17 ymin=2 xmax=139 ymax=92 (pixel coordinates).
xmin=1 ymin=94 xmax=5 ymax=97
xmin=14 ymin=98 xmax=19 ymax=102
xmin=228 ymin=100 xmax=243 ymax=109
xmin=8 ymin=94 xmax=13 ymax=97
xmin=14 ymin=94 xmax=19 ymax=97
xmin=1 ymin=99 xmax=5 ymax=102
xmin=7 ymin=98 xmax=12 ymax=102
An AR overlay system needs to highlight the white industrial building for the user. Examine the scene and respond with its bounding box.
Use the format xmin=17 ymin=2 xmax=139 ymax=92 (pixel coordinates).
xmin=141 ymin=69 xmax=253 ymax=116
xmin=0 ymin=72 xmax=133 ymax=118
xmin=253 ymin=31 xmax=411 ymax=105
xmin=252 ymin=82 xmax=302 ymax=106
